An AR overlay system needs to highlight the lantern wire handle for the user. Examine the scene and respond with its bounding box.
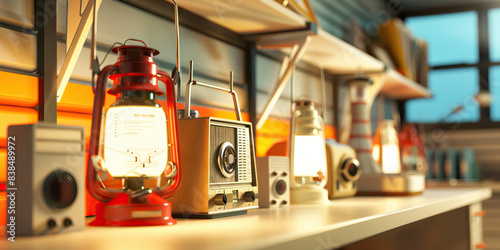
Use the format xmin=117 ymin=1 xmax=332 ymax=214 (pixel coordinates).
xmin=185 ymin=60 xmax=242 ymax=121
xmin=98 ymin=42 xmax=123 ymax=67
xmin=123 ymin=38 xmax=148 ymax=47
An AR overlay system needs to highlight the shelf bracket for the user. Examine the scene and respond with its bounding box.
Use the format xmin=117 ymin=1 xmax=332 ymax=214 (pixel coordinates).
xmin=368 ymin=73 xmax=388 ymax=106
xmin=255 ymin=33 xmax=312 ymax=129
xmin=56 ymin=0 xmax=102 ymax=102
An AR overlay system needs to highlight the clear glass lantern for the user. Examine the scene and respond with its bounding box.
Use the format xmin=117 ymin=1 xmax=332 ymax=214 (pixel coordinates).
xmin=399 ymin=123 xmax=428 ymax=175
xmin=372 ymin=120 xmax=401 ymax=174
xmin=345 ymin=76 xmax=425 ymax=195
xmin=87 ymin=41 xmax=181 ymax=226
xmin=289 ymin=100 xmax=329 ymax=204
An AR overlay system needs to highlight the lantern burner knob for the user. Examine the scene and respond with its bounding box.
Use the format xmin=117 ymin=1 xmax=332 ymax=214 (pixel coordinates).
xmin=130 ymin=188 xmax=153 ymax=199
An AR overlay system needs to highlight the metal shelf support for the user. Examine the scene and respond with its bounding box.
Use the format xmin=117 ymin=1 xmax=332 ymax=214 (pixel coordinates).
xmin=255 ymin=31 xmax=313 ymax=129
xmin=36 ymin=0 xmax=58 ymax=123
xmin=56 ymin=0 xmax=102 ymax=102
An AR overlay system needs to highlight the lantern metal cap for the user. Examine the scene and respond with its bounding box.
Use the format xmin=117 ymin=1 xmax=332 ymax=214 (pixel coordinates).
xmin=111 ymin=45 xmax=160 ymax=56
xmin=294 ymin=99 xmax=315 ymax=107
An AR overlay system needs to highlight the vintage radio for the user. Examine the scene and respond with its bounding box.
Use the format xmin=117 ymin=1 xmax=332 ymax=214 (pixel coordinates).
xmin=325 ymin=140 xmax=361 ymax=199
xmin=256 ymin=156 xmax=290 ymax=208
xmin=169 ymin=62 xmax=258 ymax=218
xmin=7 ymin=123 xmax=85 ymax=235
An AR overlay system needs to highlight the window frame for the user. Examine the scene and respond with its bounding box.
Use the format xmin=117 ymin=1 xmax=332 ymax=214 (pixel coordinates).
xmin=400 ymin=3 xmax=500 ymax=130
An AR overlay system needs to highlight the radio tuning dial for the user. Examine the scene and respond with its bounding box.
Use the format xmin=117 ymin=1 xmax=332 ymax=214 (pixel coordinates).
xmin=243 ymin=191 xmax=256 ymax=202
xmin=214 ymin=194 xmax=227 ymax=206
xmin=218 ymin=142 xmax=237 ymax=178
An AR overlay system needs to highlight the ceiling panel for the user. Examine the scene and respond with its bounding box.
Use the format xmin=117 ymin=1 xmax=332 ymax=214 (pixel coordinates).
xmin=398 ymin=0 xmax=500 ymax=13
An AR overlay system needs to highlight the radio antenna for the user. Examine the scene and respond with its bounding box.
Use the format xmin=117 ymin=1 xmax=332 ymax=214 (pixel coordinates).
xmin=170 ymin=0 xmax=181 ymax=101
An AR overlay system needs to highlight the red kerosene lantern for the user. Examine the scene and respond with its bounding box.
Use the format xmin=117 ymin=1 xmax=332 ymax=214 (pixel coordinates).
xmin=87 ymin=40 xmax=181 ymax=226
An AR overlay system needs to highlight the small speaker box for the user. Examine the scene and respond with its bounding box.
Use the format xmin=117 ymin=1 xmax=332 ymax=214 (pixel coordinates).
xmin=7 ymin=123 xmax=85 ymax=236
xmin=256 ymin=156 xmax=290 ymax=208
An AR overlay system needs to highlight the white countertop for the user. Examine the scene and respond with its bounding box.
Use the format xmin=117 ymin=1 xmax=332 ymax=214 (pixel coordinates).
xmin=1 ymin=187 xmax=491 ymax=250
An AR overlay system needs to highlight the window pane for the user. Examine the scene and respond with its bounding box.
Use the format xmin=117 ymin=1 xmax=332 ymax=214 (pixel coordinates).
xmin=490 ymin=66 xmax=500 ymax=120
xmin=406 ymin=68 xmax=479 ymax=123
xmin=489 ymin=8 xmax=500 ymax=62
xmin=406 ymin=11 xmax=478 ymax=66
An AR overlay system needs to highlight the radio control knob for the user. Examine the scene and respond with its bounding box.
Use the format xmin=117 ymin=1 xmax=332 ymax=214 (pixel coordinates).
xmin=243 ymin=191 xmax=256 ymax=202
xmin=218 ymin=142 xmax=237 ymax=178
xmin=63 ymin=218 xmax=73 ymax=227
xmin=214 ymin=194 xmax=227 ymax=206
xmin=47 ymin=219 xmax=57 ymax=229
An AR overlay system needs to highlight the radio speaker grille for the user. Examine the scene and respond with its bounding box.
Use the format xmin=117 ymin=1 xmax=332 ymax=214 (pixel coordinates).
xmin=237 ymin=127 xmax=252 ymax=182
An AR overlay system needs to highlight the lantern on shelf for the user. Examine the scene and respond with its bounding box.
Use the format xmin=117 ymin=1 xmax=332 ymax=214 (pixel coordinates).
xmin=346 ymin=76 xmax=425 ymax=196
xmin=372 ymin=120 xmax=401 ymax=174
xmin=87 ymin=40 xmax=181 ymax=226
xmin=289 ymin=100 xmax=329 ymax=204
xmin=399 ymin=123 xmax=427 ymax=175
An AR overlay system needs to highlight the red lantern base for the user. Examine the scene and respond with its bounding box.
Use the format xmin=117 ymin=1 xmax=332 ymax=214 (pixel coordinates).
xmin=89 ymin=193 xmax=177 ymax=226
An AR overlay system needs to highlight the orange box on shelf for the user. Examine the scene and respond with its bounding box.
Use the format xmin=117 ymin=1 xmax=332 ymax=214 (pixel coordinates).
xmin=58 ymin=82 xmax=117 ymax=114
xmin=57 ymin=111 xmax=92 ymax=151
xmin=256 ymin=118 xmax=290 ymax=157
xmin=0 ymin=71 xmax=38 ymax=108
xmin=0 ymin=106 xmax=38 ymax=147
xmin=0 ymin=148 xmax=7 ymax=191
xmin=0 ymin=192 xmax=5 ymax=226
xmin=325 ymin=125 xmax=335 ymax=140
xmin=0 ymin=148 xmax=5 ymax=226
xmin=256 ymin=117 xmax=336 ymax=157
xmin=0 ymin=148 xmax=6 ymax=189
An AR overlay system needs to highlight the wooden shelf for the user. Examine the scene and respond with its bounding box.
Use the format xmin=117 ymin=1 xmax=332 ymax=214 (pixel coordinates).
xmin=2 ymin=188 xmax=491 ymax=250
xmin=302 ymin=28 xmax=385 ymax=74
xmin=378 ymin=69 xmax=432 ymax=100
xmin=177 ymin=0 xmax=307 ymax=34
xmin=176 ymin=0 xmax=429 ymax=100
xmin=178 ymin=0 xmax=383 ymax=73
xmin=253 ymin=26 xmax=386 ymax=73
